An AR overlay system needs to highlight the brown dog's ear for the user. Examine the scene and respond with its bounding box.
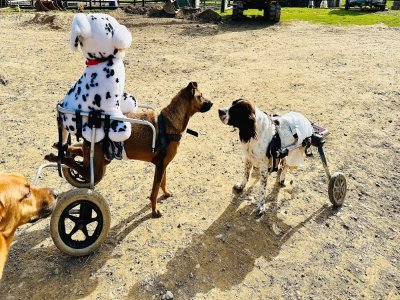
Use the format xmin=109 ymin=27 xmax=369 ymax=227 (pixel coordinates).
xmin=186 ymin=82 xmax=198 ymax=97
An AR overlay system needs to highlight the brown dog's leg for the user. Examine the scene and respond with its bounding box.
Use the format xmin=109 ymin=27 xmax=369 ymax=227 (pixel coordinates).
xmin=150 ymin=164 xmax=164 ymax=218
xmin=149 ymin=142 xmax=179 ymax=218
xmin=160 ymin=170 xmax=172 ymax=198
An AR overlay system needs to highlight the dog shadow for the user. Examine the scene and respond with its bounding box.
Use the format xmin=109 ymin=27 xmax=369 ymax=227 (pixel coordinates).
xmin=127 ymin=185 xmax=336 ymax=299
xmin=1 ymin=205 xmax=152 ymax=298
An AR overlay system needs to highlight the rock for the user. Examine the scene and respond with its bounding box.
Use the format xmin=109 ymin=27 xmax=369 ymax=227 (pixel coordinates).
xmin=342 ymin=224 xmax=350 ymax=230
xmin=162 ymin=290 xmax=174 ymax=300
xmin=0 ymin=75 xmax=8 ymax=86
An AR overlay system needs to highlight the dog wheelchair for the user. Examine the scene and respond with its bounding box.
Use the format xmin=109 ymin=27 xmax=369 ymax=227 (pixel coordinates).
xmin=275 ymin=124 xmax=347 ymax=207
xmin=33 ymin=104 xmax=156 ymax=256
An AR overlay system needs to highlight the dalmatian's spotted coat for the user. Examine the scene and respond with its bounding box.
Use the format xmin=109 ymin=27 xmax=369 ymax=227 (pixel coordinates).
xmin=60 ymin=13 xmax=137 ymax=144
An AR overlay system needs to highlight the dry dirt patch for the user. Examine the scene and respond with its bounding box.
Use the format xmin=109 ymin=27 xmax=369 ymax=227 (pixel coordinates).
xmin=0 ymin=11 xmax=399 ymax=299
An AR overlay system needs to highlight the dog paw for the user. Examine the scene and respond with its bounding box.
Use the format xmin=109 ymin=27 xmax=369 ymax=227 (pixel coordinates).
xmin=163 ymin=191 xmax=173 ymax=198
xmin=233 ymin=182 xmax=244 ymax=191
xmin=152 ymin=209 xmax=162 ymax=218
xmin=251 ymin=167 xmax=260 ymax=179
xmin=257 ymin=202 xmax=265 ymax=216
xmin=44 ymin=153 xmax=57 ymax=162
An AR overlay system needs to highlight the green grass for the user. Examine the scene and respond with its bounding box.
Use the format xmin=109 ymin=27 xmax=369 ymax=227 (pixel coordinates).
xmin=218 ymin=4 xmax=400 ymax=26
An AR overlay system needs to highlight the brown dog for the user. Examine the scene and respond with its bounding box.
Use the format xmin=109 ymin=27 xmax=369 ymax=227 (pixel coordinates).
xmin=45 ymin=82 xmax=213 ymax=217
xmin=0 ymin=173 xmax=57 ymax=279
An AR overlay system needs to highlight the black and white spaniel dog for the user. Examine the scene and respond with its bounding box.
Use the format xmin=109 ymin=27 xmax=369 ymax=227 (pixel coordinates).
xmin=218 ymin=99 xmax=313 ymax=216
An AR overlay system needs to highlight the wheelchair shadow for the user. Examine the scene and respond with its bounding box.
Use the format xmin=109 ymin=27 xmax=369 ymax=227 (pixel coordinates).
xmin=1 ymin=205 xmax=152 ymax=299
xmin=127 ymin=186 xmax=337 ymax=299
xmin=2 ymin=187 xmax=338 ymax=299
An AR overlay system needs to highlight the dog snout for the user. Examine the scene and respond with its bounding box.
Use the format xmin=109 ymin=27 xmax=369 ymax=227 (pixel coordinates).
xmin=200 ymin=101 xmax=213 ymax=113
xmin=218 ymin=108 xmax=229 ymax=124
xmin=52 ymin=188 xmax=59 ymax=199
xmin=218 ymin=108 xmax=227 ymax=117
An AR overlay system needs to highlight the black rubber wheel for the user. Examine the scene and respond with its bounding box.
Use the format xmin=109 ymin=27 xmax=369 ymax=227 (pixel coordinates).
xmin=263 ymin=4 xmax=271 ymax=20
xmin=62 ymin=165 xmax=90 ymax=188
xmin=328 ymin=172 xmax=347 ymax=207
xmin=232 ymin=6 xmax=239 ymax=20
xmin=50 ymin=189 xmax=111 ymax=256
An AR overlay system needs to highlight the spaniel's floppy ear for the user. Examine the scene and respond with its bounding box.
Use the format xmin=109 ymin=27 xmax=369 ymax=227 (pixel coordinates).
xmin=186 ymin=82 xmax=198 ymax=97
xmin=70 ymin=13 xmax=91 ymax=51
xmin=113 ymin=25 xmax=132 ymax=50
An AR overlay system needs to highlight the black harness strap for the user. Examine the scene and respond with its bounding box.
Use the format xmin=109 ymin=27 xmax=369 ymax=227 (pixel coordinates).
xmin=157 ymin=114 xmax=182 ymax=156
xmin=266 ymin=132 xmax=282 ymax=172
xmin=102 ymin=114 xmax=112 ymax=160
xmin=103 ymin=114 xmax=111 ymax=138
xmin=56 ymin=112 xmax=70 ymax=178
xmin=88 ymin=110 xmax=102 ymax=128
xmin=56 ymin=112 xmax=64 ymax=177
xmin=186 ymin=128 xmax=198 ymax=137
xmin=75 ymin=110 xmax=83 ymax=142
xmin=158 ymin=114 xmax=168 ymax=152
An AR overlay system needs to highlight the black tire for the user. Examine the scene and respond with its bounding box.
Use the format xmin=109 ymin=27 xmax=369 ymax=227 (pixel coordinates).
xmin=62 ymin=166 xmax=90 ymax=188
xmin=328 ymin=172 xmax=347 ymax=207
xmin=232 ymin=6 xmax=239 ymax=20
xmin=264 ymin=4 xmax=271 ymax=20
xmin=50 ymin=189 xmax=111 ymax=256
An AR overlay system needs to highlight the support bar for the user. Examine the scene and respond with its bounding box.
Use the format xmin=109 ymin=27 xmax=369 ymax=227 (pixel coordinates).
xmin=57 ymin=105 xmax=157 ymax=152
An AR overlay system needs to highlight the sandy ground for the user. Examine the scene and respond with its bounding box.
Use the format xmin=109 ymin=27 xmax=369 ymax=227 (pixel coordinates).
xmin=0 ymin=10 xmax=399 ymax=300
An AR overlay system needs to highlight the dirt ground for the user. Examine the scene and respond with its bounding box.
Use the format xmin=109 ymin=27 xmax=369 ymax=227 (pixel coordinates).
xmin=0 ymin=10 xmax=399 ymax=300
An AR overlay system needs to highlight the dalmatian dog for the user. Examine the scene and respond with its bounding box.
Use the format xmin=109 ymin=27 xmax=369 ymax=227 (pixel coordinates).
xmin=59 ymin=13 xmax=138 ymax=144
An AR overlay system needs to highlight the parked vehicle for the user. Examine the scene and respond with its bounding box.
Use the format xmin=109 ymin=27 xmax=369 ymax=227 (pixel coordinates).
xmin=345 ymin=0 xmax=386 ymax=10
xmin=231 ymin=0 xmax=281 ymax=21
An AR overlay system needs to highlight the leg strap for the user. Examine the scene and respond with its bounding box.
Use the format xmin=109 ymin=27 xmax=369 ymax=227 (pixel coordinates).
xmin=75 ymin=110 xmax=83 ymax=142
xmin=57 ymin=112 xmax=70 ymax=177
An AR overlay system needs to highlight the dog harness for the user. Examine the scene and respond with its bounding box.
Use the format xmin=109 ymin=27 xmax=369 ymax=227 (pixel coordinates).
xmin=266 ymin=132 xmax=283 ymax=173
xmin=102 ymin=114 xmax=123 ymax=160
xmin=156 ymin=114 xmax=199 ymax=163
xmin=265 ymin=113 xmax=312 ymax=172
xmin=157 ymin=113 xmax=181 ymax=151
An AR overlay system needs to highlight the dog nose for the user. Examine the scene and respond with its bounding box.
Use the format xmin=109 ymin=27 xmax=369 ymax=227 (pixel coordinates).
xmin=218 ymin=109 xmax=226 ymax=116
xmin=52 ymin=189 xmax=60 ymax=198
xmin=200 ymin=101 xmax=213 ymax=113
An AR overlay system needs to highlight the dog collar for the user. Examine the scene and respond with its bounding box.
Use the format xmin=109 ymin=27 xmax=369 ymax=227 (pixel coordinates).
xmin=85 ymin=58 xmax=108 ymax=67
